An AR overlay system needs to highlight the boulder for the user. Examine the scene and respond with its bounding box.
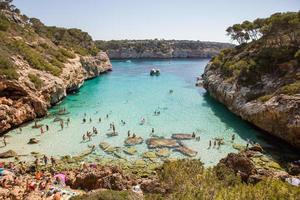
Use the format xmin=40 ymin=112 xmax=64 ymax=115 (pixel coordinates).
xmin=28 ymin=138 xmax=39 ymax=144
xmin=125 ymin=137 xmax=143 ymax=146
xmin=249 ymin=144 xmax=263 ymax=152
xmin=69 ymin=166 xmax=133 ymax=191
xmin=174 ymin=146 xmax=197 ymax=157
xmin=218 ymin=152 xmax=256 ymax=181
xmin=147 ymin=138 xmax=179 ymax=148
xmin=171 ymin=133 xmax=194 ymax=140
xmin=287 ymin=162 xmax=300 ymax=175
xmin=124 ymin=147 xmax=137 ymax=155
xmin=0 ymin=150 xmax=17 ymax=158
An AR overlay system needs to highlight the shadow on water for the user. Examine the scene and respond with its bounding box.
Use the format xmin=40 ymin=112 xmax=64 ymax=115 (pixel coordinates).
xmin=202 ymin=92 xmax=300 ymax=162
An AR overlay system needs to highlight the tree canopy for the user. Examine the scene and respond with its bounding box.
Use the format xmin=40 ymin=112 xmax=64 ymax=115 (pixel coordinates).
xmin=226 ymin=12 xmax=300 ymax=46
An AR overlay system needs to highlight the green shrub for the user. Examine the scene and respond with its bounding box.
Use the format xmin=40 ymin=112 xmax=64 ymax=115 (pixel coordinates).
xmin=278 ymin=81 xmax=300 ymax=95
xmin=28 ymin=73 xmax=43 ymax=89
xmin=59 ymin=48 xmax=76 ymax=59
xmin=258 ymin=94 xmax=273 ymax=102
xmin=0 ymin=55 xmax=18 ymax=79
xmin=9 ymin=40 xmax=62 ymax=76
xmin=144 ymin=160 xmax=300 ymax=200
xmin=0 ymin=15 xmax=10 ymax=31
xmin=295 ymin=49 xmax=300 ymax=61
xmin=70 ymin=190 xmax=139 ymax=200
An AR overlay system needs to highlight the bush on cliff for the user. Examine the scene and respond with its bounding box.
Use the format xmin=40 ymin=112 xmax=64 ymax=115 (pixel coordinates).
xmin=0 ymin=54 xmax=18 ymax=79
xmin=144 ymin=160 xmax=300 ymax=200
xmin=28 ymin=73 xmax=43 ymax=89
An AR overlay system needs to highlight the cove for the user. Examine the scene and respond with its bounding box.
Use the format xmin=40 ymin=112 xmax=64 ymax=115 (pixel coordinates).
xmin=2 ymin=59 xmax=293 ymax=166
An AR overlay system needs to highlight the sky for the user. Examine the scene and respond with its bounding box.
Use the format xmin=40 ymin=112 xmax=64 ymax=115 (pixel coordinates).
xmin=13 ymin=0 xmax=300 ymax=43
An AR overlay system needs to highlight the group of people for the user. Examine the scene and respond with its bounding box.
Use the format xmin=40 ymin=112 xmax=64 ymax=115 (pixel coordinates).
xmin=82 ymin=127 xmax=99 ymax=142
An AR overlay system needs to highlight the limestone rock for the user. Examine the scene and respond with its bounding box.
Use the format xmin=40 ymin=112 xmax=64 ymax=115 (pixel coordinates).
xmin=202 ymin=61 xmax=300 ymax=148
xmin=0 ymin=52 xmax=112 ymax=134
xmin=28 ymin=138 xmax=39 ymax=144
xmin=147 ymin=138 xmax=179 ymax=148
xmin=0 ymin=150 xmax=17 ymax=158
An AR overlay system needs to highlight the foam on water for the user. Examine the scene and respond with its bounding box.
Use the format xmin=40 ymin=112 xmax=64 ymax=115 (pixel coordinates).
xmin=2 ymin=59 xmax=276 ymax=165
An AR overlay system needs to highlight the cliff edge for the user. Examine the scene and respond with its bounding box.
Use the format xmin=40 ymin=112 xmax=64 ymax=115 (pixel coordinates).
xmin=202 ymin=12 xmax=300 ymax=148
xmin=0 ymin=3 xmax=112 ymax=133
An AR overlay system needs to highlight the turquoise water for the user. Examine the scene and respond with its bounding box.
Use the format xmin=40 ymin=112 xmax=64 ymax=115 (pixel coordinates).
xmin=3 ymin=59 xmax=275 ymax=165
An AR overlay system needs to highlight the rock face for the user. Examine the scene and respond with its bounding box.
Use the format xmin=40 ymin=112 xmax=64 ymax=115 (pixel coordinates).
xmin=202 ymin=62 xmax=300 ymax=148
xmin=96 ymin=40 xmax=234 ymax=59
xmin=0 ymin=52 xmax=111 ymax=133
xmin=67 ymin=166 xmax=133 ymax=191
xmin=218 ymin=150 xmax=293 ymax=183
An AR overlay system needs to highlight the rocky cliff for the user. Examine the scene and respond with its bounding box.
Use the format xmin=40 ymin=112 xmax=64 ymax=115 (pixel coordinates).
xmin=96 ymin=40 xmax=234 ymax=59
xmin=202 ymin=12 xmax=300 ymax=148
xmin=0 ymin=4 xmax=112 ymax=133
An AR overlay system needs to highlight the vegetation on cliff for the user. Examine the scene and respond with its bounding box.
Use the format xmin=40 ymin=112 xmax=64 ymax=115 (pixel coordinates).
xmin=0 ymin=0 xmax=99 ymax=80
xmin=211 ymin=11 xmax=300 ymax=100
xmin=72 ymin=160 xmax=300 ymax=200
xmin=96 ymin=39 xmax=234 ymax=58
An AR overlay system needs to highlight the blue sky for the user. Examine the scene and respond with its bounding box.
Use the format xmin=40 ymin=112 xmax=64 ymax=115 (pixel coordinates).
xmin=13 ymin=0 xmax=299 ymax=42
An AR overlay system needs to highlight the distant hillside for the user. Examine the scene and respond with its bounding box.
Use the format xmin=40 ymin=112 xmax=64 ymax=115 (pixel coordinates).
xmin=96 ymin=40 xmax=234 ymax=59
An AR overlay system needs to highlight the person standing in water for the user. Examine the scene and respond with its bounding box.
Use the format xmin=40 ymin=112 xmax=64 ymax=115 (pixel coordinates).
xmin=127 ymin=130 xmax=131 ymax=138
xmin=232 ymin=134 xmax=235 ymax=143
xmin=3 ymin=136 xmax=7 ymax=147
xmin=87 ymin=132 xmax=92 ymax=141
xmin=60 ymin=121 xmax=64 ymax=130
xmin=209 ymin=140 xmax=212 ymax=149
xmin=46 ymin=125 xmax=49 ymax=131
xmin=89 ymin=118 xmax=92 ymax=123
xmin=151 ymin=128 xmax=154 ymax=134
xmin=43 ymin=155 xmax=48 ymax=166
xmin=82 ymin=134 xmax=86 ymax=141
xmin=40 ymin=127 xmax=44 ymax=134
xmin=213 ymin=140 xmax=216 ymax=148
xmin=106 ymin=114 xmax=109 ymax=119
xmin=112 ymin=124 xmax=116 ymax=134
xmin=99 ymin=118 xmax=101 ymax=123
xmin=50 ymin=157 xmax=56 ymax=166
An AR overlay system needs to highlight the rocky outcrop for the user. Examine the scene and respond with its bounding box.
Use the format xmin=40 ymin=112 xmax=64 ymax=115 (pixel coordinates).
xmin=202 ymin=62 xmax=300 ymax=148
xmin=217 ymin=150 xmax=295 ymax=183
xmin=67 ymin=166 xmax=134 ymax=191
xmin=0 ymin=52 xmax=112 ymax=133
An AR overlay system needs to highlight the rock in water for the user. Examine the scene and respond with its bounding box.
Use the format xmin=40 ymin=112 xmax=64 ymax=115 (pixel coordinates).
xmin=0 ymin=150 xmax=17 ymax=158
xmin=123 ymin=147 xmax=137 ymax=155
xmin=171 ymin=133 xmax=194 ymax=140
xmin=28 ymin=138 xmax=39 ymax=144
xmin=249 ymin=144 xmax=263 ymax=152
xmin=147 ymin=138 xmax=179 ymax=148
xmin=174 ymin=146 xmax=197 ymax=157
xmin=124 ymin=137 xmax=143 ymax=146
xmin=156 ymin=148 xmax=171 ymax=157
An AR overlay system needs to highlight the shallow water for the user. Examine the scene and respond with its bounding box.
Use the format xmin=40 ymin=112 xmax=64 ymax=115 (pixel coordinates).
xmin=2 ymin=59 xmax=294 ymax=166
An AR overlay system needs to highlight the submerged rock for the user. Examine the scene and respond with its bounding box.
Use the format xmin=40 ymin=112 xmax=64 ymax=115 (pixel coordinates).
xmin=106 ymin=132 xmax=119 ymax=137
xmin=0 ymin=150 xmax=17 ymax=158
xmin=249 ymin=144 xmax=263 ymax=152
xmin=174 ymin=146 xmax=197 ymax=157
xmin=143 ymin=151 xmax=157 ymax=159
xmin=125 ymin=136 xmax=143 ymax=146
xmin=147 ymin=138 xmax=179 ymax=148
xmin=123 ymin=147 xmax=137 ymax=155
xmin=155 ymin=149 xmax=171 ymax=157
xmin=28 ymin=138 xmax=39 ymax=144
xmin=171 ymin=133 xmax=195 ymax=140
